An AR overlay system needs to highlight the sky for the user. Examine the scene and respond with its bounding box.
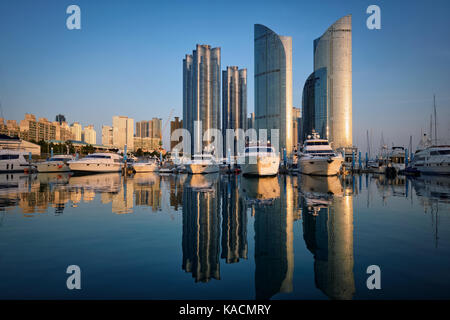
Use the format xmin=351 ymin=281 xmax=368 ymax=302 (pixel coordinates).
xmin=0 ymin=0 xmax=449 ymax=153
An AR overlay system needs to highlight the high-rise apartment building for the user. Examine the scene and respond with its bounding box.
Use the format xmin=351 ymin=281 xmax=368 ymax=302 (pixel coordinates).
xmin=170 ymin=116 xmax=183 ymax=151
xmin=82 ymin=125 xmax=97 ymax=145
xmin=102 ymin=125 xmax=113 ymax=146
xmin=222 ymin=66 xmax=247 ymax=153
xmin=112 ymin=116 xmax=134 ymax=151
xmin=303 ymin=15 xmax=352 ymax=149
xmin=183 ymin=44 xmax=221 ymax=155
xmin=254 ymin=24 xmax=293 ymax=155
xmin=70 ymin=122 xmax=83 ymax=141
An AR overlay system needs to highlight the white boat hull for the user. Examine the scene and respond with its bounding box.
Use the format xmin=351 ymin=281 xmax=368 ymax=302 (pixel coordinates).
xmin=69 ymin=162 xmax=122 ymax=173
xmin=0 ymin=160 xmax=29 ymax=173
xmin=241 ymin=156 xmax=279 ymax=176
xmin=299 ymin=157 xmax=343 ymax=176
xmin=36 ymin=162 xmax=71 ymax=173
xmin=187 ymin=163 xmax=219 ymax=174
xmin=133 ymin=163 xmax=159 ymax=173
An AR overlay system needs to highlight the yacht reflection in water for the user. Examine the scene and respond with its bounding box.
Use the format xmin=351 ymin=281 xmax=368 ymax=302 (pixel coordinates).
xmin=300 ymin=175 xmax=355 ymax=300
xmin=242 ymin=176 xmax=298 ymax=300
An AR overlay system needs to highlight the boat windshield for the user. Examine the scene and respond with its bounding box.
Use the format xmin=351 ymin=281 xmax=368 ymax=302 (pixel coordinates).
xmin=305 ymin=141 xmax=329 ymax=146
xmin=85 ymin=155 xmax=112 ymax=159
xmin=245 ymin=147 xmax=274 ymax=154
xmin=0 ymin=154 xmax=20 ymax=160
xmin=304 ymin=150 xmax=335 ymax=155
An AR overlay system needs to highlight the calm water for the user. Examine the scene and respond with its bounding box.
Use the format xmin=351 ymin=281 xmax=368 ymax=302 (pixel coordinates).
xmin=0 ymin=171 xmax=449 ymax=300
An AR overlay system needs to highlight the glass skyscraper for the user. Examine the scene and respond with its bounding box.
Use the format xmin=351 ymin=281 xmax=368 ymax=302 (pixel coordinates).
xmin=222 ymin=66 xmax=247 ymax=154
xmin=314 ymin=15 xmax=352 ymax=149
xmin=183 ymin=44 xmax=221 ymax=155
xmin=254 ymin=24 xmax=293 ymax=155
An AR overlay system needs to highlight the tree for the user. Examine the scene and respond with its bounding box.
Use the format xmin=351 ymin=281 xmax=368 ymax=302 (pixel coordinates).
xmin=135 ymin=148 xmax=144 ymax=157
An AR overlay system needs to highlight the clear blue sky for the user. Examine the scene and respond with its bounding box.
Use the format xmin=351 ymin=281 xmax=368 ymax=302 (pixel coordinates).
xmin=0 ymin=0 xmax=449 ymax=152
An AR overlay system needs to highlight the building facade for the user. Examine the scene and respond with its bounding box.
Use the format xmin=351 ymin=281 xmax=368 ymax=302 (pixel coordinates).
xmin=313 ymin=15 xmax=352 ymax=149
xmin=222 ymin=66 xmax=247 ymax=154
xmin=102 ymin=125 xmax=113 ymax=146
xmin=82 ymin=125 xmax=97 ymax=145
xmin=254 ymin=24 xmax=293 ymax=155
xmin=70 ymin=122 xmax=83 ymax=141
xmin=170 ymin=116 xmax=183 ymax=151
xmin=112 ymin=116 xmax=134 ymax=151
xmin=183 ymin=44 xmax=221 ymax=155
xmin=292 ymin=107 xmax=301 ymax=151
xmin=301 ymin=67 xmax=327 ymax=142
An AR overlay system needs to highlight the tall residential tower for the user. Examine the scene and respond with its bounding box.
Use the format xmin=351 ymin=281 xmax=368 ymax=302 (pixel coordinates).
xmin=254 ymin=24 xmax=293 ymax=155
xmin=183 ymin=44 xmax=221 ymax=155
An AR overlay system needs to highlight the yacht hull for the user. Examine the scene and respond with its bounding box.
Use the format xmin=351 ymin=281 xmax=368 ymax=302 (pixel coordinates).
xmin=133 ymin=163 xmax=159 ymax=173
xmin=241 ymin=156 xmax=279 ymax=176
xmin=69 ymin=162 xmax=122 ymax=174
xmin=36 ymin=162 xmax=71 ymax=173
xmin=187 ymin=164 xmax=219 ymax=174
xmin=299 ymin=157 xmax=343 ymax=176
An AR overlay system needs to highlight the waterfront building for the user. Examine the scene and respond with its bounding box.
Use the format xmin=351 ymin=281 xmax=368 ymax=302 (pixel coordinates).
xmin=301 ymin=67 xmax=327 ymax=142
xmin=70 ymin=122 xmax=83 ymax=141
xmin=307 ymin=15 xmax=352 ymax=149
xmin=0 ymin=119 xmax=20 ymax=137
xmin=247 ymin=112 xmax=255 ymax=130
xmin=170 ymin=116 xmax=183 ymax=151
xmin=254 ymin=24 xmax=293 ymax=155
xmin=102 ymin=125 xmax=113 ymax=146
xmin=112 ymin=116 xmax=134 ymax=151
xmin=183 ymin=44 xmax=221 ymax=155
xmin=222 ymin=66 xmax=247 ymax=154
xmin=135 ymin=118 xmax=162 ymax=152
xmin=82 ymin=124 xmax=96 ymax=145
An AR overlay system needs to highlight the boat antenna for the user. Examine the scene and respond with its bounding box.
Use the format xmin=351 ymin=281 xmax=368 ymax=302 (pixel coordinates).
xmin=429 ymin=114 xmax=433 ymax=142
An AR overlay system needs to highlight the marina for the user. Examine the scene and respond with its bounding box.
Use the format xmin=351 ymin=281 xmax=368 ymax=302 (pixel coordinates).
xmin=0 ymin=171 xmax=449 ymax=299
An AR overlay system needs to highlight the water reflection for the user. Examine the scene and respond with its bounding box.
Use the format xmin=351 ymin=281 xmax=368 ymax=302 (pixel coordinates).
xmin=0 ymin=171 xmax=450 ymax=299
xmin=182 ymin=173 xmax=221 ymax=282
xmin=300 ymin=175 xmax=355 ymax=300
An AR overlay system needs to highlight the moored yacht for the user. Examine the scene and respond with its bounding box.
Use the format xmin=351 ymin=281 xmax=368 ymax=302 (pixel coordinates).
xmin=298 ymin=131 xmax=343 ymax=176
xmin=0 ymin=149 xmax=32 ymax=173
xmin=410 ymin=145 xmax=450 ymax=175
xmin=240 ymin=143 xmax=280 ymax=176
xmin=133 ymin=159 xmax=159 ymax=173
xmin=186 ymin=153 xmax=219 ymax=174
xmin=36 ymin=155 xmax=74 ymax=173
xmin=68 ymin=153 xmax=123 ymax=174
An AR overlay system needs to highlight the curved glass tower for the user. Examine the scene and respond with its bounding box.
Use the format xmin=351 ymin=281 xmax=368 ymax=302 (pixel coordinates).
xmin=254 ymin=24 xmax=293 ymax=155
xmin=313 ymin=15 xmax=352 ymax=149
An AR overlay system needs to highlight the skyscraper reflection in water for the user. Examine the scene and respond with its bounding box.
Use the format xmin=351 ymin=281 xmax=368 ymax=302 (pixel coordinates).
xmin=300 ymin=175 xmax=355 ymax=300
xmin=220 ymin=175 xmax=247 ymax=264
xmin=242 ymin=175 xmax=296 ymax=300
xmin=182 ymin=173 xmax=221 ymax=282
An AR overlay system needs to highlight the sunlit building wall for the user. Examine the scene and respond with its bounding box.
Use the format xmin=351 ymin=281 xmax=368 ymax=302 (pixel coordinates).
xmin=112 ymin=116 xmax=134 ymax=151
xmin=313 ymin=15 xmax=352 ymax=149
xmin=254 ymin=24 xmax=293 ymax=155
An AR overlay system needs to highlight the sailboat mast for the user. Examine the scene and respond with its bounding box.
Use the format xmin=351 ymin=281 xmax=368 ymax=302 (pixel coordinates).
xmin=434 ymin=94 xmax=437 ymax=144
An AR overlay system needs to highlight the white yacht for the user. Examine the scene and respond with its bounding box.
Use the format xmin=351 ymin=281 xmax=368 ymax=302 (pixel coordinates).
xmin=133 ymin=159 xmax=159 ymax=173
xmin=186 ymin=154 xmax=219 ymax=174
xmin=36 ymin=155 xmax=74 ymax=173
xmin=410 ymin=145 xmax=450 ymax=175
xmin=386 ymin=146 xmax=406 ymax=173
xmin=240 ymin=144 xmax=280 ymax=176
xmin=0 ymin=149 xmax=32 ymax=173
xmin=68 ymin=153 xmax=123 ymax=174
xmin=298 ymin=131 xmax=343 ymax=176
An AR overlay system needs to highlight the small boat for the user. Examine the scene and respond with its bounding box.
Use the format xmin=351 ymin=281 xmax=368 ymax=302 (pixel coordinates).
xmin=186 ymin=153 xmax=219 ymax=174
xmin=298 ymin=131 xmax=343 ymax=176
xmin=240 ymin=143 xmax=279 ymax=176
xmin=386 ymin=146 xmax=406 ymax=173
xmin=36 ymin=155 xmax=74 ymax=173
xmin=133 ymin=159 xmax=159 ymax=173
xmin=0 ymin=149 xmax=32 ymax=173
xmin=68 ymin=153 xmax=123 ymax=174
